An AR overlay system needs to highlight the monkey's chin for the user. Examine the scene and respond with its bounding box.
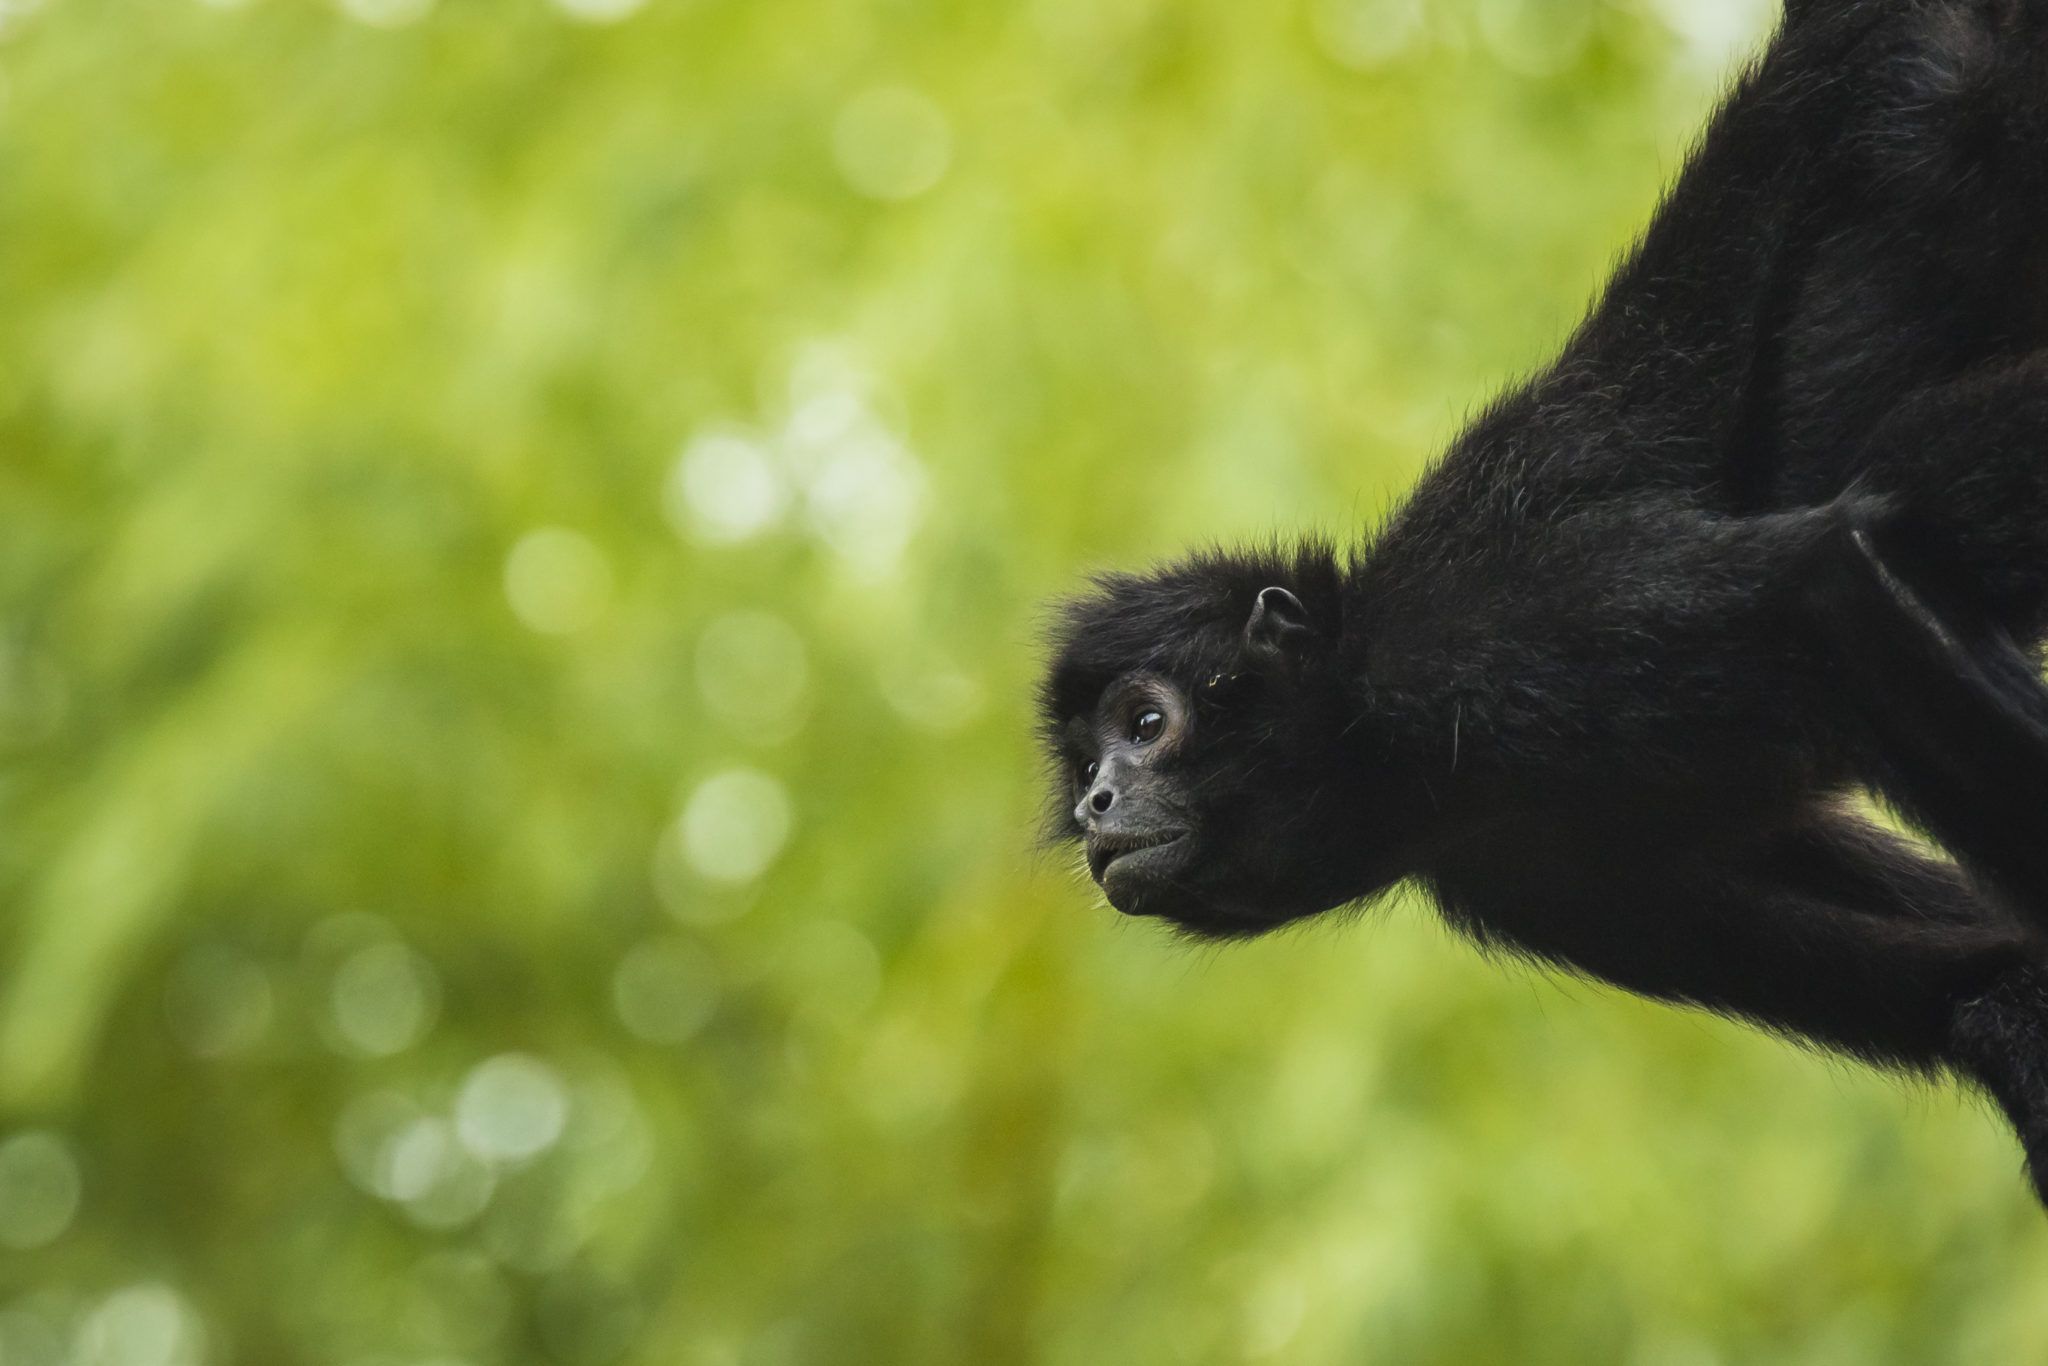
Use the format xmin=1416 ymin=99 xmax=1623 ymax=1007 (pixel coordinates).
xmin=1095 ymin=842 xmax=1293 ymax=939
xmin=1095 ymin=837 xmax=1193 ymax=917
xmin=1102 ymin=863 xmax=1347 ymax=942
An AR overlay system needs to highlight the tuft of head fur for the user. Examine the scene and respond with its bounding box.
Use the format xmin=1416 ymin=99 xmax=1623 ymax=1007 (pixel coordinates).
xmin=1036 ymin=538 xmax=1348 ymax=744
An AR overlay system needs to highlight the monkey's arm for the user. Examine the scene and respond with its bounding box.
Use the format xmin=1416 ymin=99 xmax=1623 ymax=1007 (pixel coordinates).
xmin=1427 ymin=814 xmax=2048 ymax=1200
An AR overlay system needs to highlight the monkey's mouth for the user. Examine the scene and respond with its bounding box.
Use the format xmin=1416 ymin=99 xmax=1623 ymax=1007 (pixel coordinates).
xmin=1087 ymin=829 xmax=1189 ymax=888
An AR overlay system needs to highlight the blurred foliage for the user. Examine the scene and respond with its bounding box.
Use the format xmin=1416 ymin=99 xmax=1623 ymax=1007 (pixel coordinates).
xmin=2 ymin=0 xmax=2046 ymax=1362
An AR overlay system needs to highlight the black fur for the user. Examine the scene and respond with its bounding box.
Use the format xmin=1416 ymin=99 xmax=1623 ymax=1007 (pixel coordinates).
xmin=1039 ymin=0 xmax=2048 ymax=1207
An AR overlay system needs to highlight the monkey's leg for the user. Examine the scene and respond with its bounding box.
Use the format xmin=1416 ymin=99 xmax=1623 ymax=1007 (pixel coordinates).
xmin=1429 ymin=813 xmax=2048 ymax=1203
xmin=1807 ymin=519 xmax=2048 ymax=925
xmin=1802 ymin=573 xmax=2048 ymax=1204
xmin=1799 ymin=362 xmax=2048 ymax=922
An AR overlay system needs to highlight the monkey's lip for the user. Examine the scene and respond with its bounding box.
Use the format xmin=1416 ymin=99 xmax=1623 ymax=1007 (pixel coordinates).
xmin=1087 ymin=828 xmax=1189 ymax=886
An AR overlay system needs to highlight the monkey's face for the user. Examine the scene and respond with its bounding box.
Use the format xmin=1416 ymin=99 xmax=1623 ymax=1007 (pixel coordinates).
xmin=1050 ymin=661 xmax=1370 ymax=937
xmin=1042 ymin=568 xmax=1388 ymax=939
xmin=1054 ymin=669 xmax=1202 ymax=912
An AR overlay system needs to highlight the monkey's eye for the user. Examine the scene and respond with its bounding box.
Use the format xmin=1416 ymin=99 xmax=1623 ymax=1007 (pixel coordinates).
xmin=1131 ymin=711 xmax=1164 ymax=744
xmin=1077 ymin=758 xmax=1099 ymax=787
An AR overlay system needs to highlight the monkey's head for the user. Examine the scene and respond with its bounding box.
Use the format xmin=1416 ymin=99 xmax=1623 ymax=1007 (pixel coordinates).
xmin=1039 ymin=544 xmax=1394 ymax=939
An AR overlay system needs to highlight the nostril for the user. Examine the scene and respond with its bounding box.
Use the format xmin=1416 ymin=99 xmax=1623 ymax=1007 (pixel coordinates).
xmin=1090 ymin=788 xmax=1115 ymax=814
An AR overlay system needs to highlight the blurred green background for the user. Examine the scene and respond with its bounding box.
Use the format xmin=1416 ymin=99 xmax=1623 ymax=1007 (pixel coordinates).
xmin=3 ymin=0 xmax=2047 ymax=1362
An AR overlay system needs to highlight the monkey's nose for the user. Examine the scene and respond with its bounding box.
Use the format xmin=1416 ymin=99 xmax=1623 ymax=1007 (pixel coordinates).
xmin=1074 ymin=783 xmax=1117 ymax=825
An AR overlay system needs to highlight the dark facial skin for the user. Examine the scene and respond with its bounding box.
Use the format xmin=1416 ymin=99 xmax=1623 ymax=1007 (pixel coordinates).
xmin=1063 ymin=672 xmax=1198 ymax=909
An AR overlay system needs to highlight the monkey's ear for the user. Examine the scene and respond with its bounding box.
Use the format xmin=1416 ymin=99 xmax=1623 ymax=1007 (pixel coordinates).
xmin=1243 ymin=586 xmax=1313 ymax=665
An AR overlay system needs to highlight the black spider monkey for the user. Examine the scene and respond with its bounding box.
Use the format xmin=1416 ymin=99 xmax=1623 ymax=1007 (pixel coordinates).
xmin=1038 ymin=0 xmax=2048 ymax=1206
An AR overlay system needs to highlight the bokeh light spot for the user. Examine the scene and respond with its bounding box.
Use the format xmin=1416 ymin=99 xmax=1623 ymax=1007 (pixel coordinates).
xmin=0 ymin=1130 xmax=81 ymax=1250
xmin=380 ymin=1118 xmax=496 ymax=1229
xmin=456 ymin=1054 xmax=570 ymax=1164
xmin=666 ymin=429 xmax=787 ymax=545
xmin=800 ymin=431 xmax=926 ymax=578
xmin=679 ymin=768 xmax=792 ymax=885
xmin=383 ymin=1116 xmax=458 ymax=1202
xmin=695 ymin=610 xmax=811 ymax=741
xmin=504 ymin=528 xmax=613 ymax=635
xmin=771 ymin=350 xmax=928 ymax=577
xmin=401 ymin=1153 xmax=494 ymax=1228
xmin=611 ymin=937 xmax=720 ymax=1044
xmin=0 ymin=0 xmax=42 ymax=40
xmin=832 ymin=86 xmax=953 ymax=201
xmin=75 ymin=1283 xmax=206 ymax=1366
xmin=327 ymin=940 xmax=441 ymax=1058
